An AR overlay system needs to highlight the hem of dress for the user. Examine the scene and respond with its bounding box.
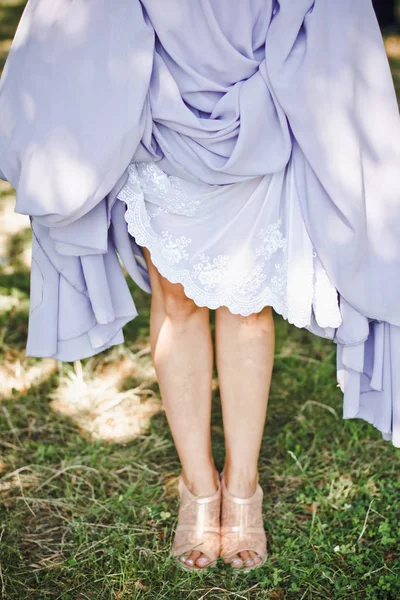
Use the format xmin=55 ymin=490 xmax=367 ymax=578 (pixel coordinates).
xmin=118 ymin=197 xmax=337 ymax=327
xmin=343 ymin=414 xmax=399 ymax=448
xmin=138 ymin=237 xmax=282 ymax=318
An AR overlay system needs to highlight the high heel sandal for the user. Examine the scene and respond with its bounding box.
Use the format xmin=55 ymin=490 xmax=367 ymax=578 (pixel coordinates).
xmin=220 ymin=469 xmax=268 ymax=572
xmin=170 ymin=469 xmax=221 ymax=572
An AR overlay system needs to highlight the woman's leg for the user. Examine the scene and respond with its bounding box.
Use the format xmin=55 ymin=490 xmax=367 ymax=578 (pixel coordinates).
xmin=140 ymin=246 xmax=219 ymax=568
xmin=215 ymin=305 xmax=275 ymax=569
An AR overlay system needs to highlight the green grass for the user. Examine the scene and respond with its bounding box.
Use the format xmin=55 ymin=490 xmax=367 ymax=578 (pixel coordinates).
xmin=0 ymin=0 xmax=25 ymax=71
xmin=1 ymin=313 xmax=399 ymax=599
xmin=1 ymin=3 xmax=400 ymax=599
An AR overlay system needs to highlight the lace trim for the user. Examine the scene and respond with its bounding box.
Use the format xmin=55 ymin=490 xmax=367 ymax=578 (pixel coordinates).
xmin=134 ymin=162 xmax=202 ymax=217
xmin=117 ymin=163 xmax=341 ymax=329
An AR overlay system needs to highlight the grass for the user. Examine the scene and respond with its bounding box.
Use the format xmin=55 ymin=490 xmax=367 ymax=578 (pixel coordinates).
xmin=0 ymin=0 xmax=25 ymax=72
xmin=1 ymin=3 xmax=400 ymax=599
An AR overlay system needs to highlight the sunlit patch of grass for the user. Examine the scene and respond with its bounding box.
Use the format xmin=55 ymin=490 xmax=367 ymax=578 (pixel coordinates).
xmin=50 ymin=348 xmax=162 ymax=443
xmin=0 ymin=355 xmax=57 ymax=399
xmin=385 ymin=33 xmax=400 ymax=100
xmin=385 ymin=33 xmax=400 ymax=59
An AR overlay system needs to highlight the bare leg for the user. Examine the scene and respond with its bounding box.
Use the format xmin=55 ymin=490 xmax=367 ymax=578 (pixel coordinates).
xmin=215 ymin=305 xmax=275 ymax=569
xmin=140 ymin=246 xmax=218 ymax=569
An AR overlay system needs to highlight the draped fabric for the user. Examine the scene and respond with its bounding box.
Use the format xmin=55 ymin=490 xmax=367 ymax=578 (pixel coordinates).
xmin=1 ymin=0 xmax=400 ymax=446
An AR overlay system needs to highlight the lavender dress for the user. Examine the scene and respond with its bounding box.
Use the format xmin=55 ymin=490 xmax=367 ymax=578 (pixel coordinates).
xmin=1 ymin=0 xmax=400 ymax=446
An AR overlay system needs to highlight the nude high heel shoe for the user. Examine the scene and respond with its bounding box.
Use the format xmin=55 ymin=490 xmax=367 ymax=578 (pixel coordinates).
xmin=219 ymin=469 xmax=268 ymax=572
xmin=170 ymin=469 xmax=221 ymax=572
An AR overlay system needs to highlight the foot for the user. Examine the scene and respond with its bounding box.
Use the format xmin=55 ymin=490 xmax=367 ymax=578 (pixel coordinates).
xmin=221 ymin=468 xmax=265 ymax=570
xmin=177 ymin=466 xmax=220 ymax=570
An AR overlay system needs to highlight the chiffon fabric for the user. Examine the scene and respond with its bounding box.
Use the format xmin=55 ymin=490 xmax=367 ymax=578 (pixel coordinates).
xmin=1 ymin=0 xmax=400 ymax=446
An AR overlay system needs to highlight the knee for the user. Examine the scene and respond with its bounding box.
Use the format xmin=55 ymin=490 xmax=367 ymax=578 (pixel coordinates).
xmin=159 ymin=279 xmax=205 ymax=321
xmin=141 ymin=245 xmax=206 ymax=321
xmin=242 ymin=306 xmax=274 ymax=329
xmin=224 ymin=305 xmax=274 ymax=333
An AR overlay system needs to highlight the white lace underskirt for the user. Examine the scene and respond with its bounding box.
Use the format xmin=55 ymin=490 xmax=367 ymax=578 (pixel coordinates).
xmin=117 ymin=160 xmax=343 ymax=330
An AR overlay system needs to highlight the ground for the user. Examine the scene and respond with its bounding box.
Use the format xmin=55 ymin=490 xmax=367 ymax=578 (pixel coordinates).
xmin=0 ymin=3 xmax=400 ymax=599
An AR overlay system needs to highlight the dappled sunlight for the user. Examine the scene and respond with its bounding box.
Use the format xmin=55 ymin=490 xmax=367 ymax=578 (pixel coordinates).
xmin=0 ymin=171 xmax=163 ymax=445
xmin=385 ymin=33 xmax=400 ymax=58
xmin=49 ymin=348 xmax=163 ymax=443
xmin=0 ymin=358 xmax=57 ymax=399
xmin=0 ymin=38 xmax=12 ymax=69
xmin=7 ymin=0 xmax=90 ymax=52
xmin=19 ymin=135 xmax=98 ymax=220
xmin=33 ymin=1 xmax=90 ymax=41
xmin=300 ymin=24 xmax=400 ymax=266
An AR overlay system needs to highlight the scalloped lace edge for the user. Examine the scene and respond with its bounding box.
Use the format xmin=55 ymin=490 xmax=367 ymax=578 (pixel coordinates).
xmin=117 ymin=170 xmax=342 ymax=330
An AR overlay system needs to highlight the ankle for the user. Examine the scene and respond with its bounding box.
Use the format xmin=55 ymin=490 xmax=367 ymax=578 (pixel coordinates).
xmin=222 ymin=465 xmax=259 ymax=497
xmin=181 ymin=464 xmax=219 ymax=496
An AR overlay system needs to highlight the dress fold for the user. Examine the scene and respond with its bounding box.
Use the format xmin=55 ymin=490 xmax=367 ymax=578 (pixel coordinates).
xmin=337 ymin=312 xmax=400 ymax=447
xmin=26 ymin=215 xmax=139 ymax=362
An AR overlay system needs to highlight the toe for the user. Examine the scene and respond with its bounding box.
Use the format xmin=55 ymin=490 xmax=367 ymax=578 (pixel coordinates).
xmin=196 ymin=553 xmax=211 ymax=568
xmin=239 ymin=550 xmax=253 ymax=566
xmin=227 ymin=550 xmax=263 ymax=570
xmin=248 ymin=550 xmax=258 ymax=563
xmin=185 ymin=550 xmax=201 ymax=567
xmin=239 ymin=550 xmax=250 ymax=561
xmin=230 ymin=554 xmax=243 ymax=568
